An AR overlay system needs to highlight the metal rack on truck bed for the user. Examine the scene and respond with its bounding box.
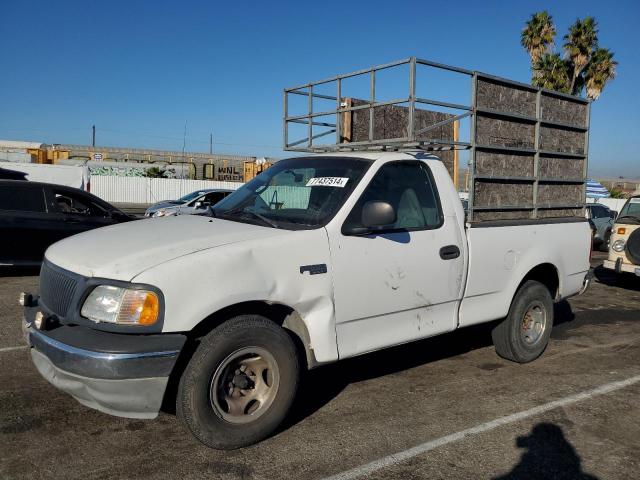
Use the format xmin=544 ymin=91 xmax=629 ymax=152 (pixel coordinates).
xmin=283 ymin=57 xmax=590 ymax=223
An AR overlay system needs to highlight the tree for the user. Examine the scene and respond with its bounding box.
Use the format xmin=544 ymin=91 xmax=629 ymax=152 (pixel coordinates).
xmin=564 ymin=17 xmax=598 ymax=94
xmin=532 ymin=53 xmax=571 ymax=93
xmin=521 ymin=12 xmax=617 ymax=100
xmin=584 ymin=48 xmax=617 ymax=100
xmin=521 ymin=11 xmax=556 ymax=69
xmin=608 ymin=188 xmax=625 ymax=199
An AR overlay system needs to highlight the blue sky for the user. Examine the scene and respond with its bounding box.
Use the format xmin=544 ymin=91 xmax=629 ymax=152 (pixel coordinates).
xmin=1 ymin=0 xmax=638 ymax=177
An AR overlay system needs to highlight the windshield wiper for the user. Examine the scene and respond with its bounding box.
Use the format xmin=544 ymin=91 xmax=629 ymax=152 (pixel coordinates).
xmin=239 ymin=210 xmax=279 ymax=229
xmin=218 ymin=207 xmax=279 ymax=229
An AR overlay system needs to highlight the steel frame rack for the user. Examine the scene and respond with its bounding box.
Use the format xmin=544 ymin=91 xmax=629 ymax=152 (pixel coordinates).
xmin=283 ymin=57 xmax=590 ymax=222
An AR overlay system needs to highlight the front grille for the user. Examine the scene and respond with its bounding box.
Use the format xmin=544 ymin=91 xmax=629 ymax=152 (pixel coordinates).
xmin=39 ymin=261 xmax=79 ymax=317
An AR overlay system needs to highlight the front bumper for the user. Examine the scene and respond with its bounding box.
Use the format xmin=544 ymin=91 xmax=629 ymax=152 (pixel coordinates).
xmin=24 ymin=306 xmax=186 ymax=419
xmin=603 ymin=259 xmax=640 ymax=276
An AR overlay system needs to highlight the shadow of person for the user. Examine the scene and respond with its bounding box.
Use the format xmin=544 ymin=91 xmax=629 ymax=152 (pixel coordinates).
xmin=494 ymin=423 xmax=599 ymax=480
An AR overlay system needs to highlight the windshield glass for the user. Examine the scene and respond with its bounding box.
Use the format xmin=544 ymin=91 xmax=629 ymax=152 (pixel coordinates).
xmin=617 ymin=197 xmax=640 ymax=223
xmin=177 ymin=190 xmax=206 ymax=203
xmin=212 ymin=157 xmax=371 ymax=229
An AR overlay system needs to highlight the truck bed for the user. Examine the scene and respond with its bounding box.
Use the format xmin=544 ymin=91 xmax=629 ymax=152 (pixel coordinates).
xmin=459 ymin=220 xmax=591 ymax=327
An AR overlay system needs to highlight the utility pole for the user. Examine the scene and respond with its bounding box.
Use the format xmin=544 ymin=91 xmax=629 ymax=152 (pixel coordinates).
xmin=209 ymin=132 xmax=213 ymax=154
xmin=182 ymin=121 xmax=187 ymax=156
xmin=92 ymin=125 xmax=96 ymax=147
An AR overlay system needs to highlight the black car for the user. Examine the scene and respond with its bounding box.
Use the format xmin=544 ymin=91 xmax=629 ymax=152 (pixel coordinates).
xmin=0 ymin=180 xmax=134 ymax=266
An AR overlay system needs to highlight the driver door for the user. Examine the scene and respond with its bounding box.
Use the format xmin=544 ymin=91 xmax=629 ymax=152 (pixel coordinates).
xmin=328 ymin=161 xmax=465 ymax=358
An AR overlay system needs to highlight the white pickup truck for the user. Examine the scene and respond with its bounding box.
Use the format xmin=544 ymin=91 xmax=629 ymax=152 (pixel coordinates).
xmin=22 ymin=151 xmax=592 ymax=449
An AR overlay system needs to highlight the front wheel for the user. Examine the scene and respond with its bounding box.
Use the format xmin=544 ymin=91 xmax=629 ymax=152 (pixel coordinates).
xmin=492 ymin=280 xmax=554 ymax=363
xmin=177 ymin=315 xmax=300 ymax=449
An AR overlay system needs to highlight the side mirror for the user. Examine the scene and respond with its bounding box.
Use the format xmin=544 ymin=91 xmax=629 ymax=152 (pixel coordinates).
xmin=362 ymin=201 xmax=396 ymax=227
xmin=195 ymin=201 xmax=211 ymax=210
xmin=610 ymin=210 xmax=618 ymax=220
xmin=343 ymin=201 xmax=396 ymax=236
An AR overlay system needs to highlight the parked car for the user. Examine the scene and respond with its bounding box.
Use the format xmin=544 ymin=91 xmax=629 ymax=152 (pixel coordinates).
xmin=22 ymin=152 xmax=591 ymax=449
xmin=145 ymin=189 xmax=233 ymax=217
xmin=603 ymin=195 xmax=640 ymax=277
xmin=0 ymin=180 xmax=133 ymax=266
xmin=585 ymin=203 xmax=616 ymax=251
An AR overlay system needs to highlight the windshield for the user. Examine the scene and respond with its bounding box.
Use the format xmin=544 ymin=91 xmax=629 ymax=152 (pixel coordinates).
xmin=177 ymin=190 xmax=206 ymax=203
xmin=212 ymin=157 xmax=371 ymax=229
xmin=617 ymin=197 xmax=640 ymax=224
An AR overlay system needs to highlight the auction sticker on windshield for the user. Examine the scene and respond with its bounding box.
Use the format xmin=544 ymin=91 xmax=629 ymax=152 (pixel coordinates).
xmin=306 ymin=177 xmax=349 ymax=187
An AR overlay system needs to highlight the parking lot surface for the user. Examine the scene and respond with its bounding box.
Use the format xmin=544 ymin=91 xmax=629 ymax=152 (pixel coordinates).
xmin=1 ymin=252 xmax=638 ymax=480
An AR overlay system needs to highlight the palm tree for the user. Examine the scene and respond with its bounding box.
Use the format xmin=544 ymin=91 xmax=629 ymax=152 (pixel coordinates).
xmin=564 ymin=17 xmax=598 ymax=94
xmin=521 ymin=11 xmax=556 ymax=70
xmin=584 ymin=48 xmax=617 ymax=100
xmin=532 ymin=53 xmax=571 ymax=93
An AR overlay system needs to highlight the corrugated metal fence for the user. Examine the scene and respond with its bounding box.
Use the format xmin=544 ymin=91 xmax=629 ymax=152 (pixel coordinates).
xmin=91 ymin=176 xmax=242 ymax=204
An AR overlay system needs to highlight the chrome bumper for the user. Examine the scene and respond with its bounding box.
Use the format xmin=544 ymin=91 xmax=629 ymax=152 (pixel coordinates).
xmin=24 ymin=319 xmax=184 ymax=419
xmin=603 ymin=259 xmax=640 ymax=276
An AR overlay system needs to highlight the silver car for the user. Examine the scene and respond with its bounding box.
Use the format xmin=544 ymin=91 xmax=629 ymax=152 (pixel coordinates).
xmin=585 ymin=203 xmax=616 ymax=251
xmin=145 ymin=189 xmax=233 ymax=218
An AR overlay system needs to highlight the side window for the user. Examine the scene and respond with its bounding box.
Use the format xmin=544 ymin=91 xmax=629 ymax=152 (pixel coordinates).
xmin=0 ymin=186 xmax=46 ymax=212
xmin=593 ymin=206 xmax=606 ymax=219
xmin=53 ymin=190 xmax=104 ymax=217
xmin=204 ymin=192 xmax=225 ymax=204
xmin=344 ymin=161 xmax=443 ymax=232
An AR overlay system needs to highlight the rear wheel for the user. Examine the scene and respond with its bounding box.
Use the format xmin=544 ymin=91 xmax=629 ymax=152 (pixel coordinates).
xmin=177 ymin=315 xmax=300 ymax=449
xmin=492 ymin=280 xmax=554 ymax=363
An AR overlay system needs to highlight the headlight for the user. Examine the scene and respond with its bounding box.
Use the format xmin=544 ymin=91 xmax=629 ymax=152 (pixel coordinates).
xmin=612 ymin=239 xmax=626 ymax=252
xmin=81 ymin=286 xmax=160 ymax=326
xmin=153 ymin=209 xmax=175 ymax=217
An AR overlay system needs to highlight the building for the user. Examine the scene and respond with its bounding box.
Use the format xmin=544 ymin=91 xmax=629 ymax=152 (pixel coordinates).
xmin=0 ymin=140 xmax=275 ymax=181
xmin=0 ymin=140 xmax=49 ymax=163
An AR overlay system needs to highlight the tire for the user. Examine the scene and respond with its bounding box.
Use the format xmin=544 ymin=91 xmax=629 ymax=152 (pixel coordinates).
xmin=626 ymin=229 xmax=640 ymax=264
xmin=177 ymin=315 xmax=300 ymax=449
xmin=491 ymin=280 xmax=554 ymax=363
xmin=600 ymin=229 xmax=612 ymax=252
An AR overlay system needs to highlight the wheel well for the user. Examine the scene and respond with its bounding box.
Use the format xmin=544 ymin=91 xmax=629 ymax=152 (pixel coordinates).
xmin=519 ymin=263 xmax=560 ymax=301
xmin=189 ymin=301 xmax=315 ymax=369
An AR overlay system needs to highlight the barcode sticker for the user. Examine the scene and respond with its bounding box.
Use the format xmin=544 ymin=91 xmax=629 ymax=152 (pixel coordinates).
xmin=306 ymin=177 xmax=349 ymax=187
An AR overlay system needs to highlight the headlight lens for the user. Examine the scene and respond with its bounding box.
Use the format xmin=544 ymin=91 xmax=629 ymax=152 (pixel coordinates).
xmin=153 ymin=209 xmax=175 ymax=217
xmin=81 ymin=286 xmax=159 ymax=326
xmin=612 ymin=239 xmax=626 ymax=252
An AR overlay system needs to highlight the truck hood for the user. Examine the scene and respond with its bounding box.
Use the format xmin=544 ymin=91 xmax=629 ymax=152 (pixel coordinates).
xmin=45 ymin=215 xmax=288 ymax=281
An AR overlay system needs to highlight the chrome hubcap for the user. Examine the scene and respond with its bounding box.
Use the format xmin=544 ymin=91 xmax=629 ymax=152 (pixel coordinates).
xmin=210 ymin=347 xmax=279 ymax=424
xmin=521 ymin=301 xmax=547 ymax=346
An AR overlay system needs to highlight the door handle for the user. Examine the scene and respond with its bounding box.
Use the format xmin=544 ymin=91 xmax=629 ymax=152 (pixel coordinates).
xmin=439 ymin=245 xmax=460 ymax=260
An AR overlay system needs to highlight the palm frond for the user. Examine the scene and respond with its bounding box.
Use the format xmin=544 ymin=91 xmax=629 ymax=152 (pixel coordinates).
xmin=584 ymin=48 xmax=617 ymax=100
xmin=521 ymin=11 xmax=556 ymax=65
